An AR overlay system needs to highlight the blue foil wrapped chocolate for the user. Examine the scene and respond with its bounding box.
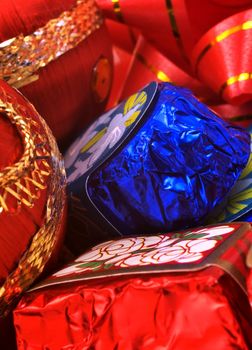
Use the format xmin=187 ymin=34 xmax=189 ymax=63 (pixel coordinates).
xmin=65 ymin=82 xmax=250 ymax=253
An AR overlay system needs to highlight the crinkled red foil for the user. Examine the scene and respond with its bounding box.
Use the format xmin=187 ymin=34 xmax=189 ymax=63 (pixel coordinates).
xmin=14 ymin=268 xmax=252 ymax=349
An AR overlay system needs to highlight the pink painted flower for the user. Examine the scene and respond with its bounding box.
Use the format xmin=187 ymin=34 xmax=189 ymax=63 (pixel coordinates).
xmin=53 ymin=263 xmax=87 ymax=277
xmin=192 ymin=225 xmax=234 ymax=239
xmin=75 ymin=235 xmax=166 ymax=263
xmin=53 ymin=226 xmax=233 ymax=277
xmin=106 ymin=238 xmax=218 ymax=267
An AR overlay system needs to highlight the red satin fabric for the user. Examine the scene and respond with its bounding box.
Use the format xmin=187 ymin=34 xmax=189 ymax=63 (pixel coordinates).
xmin=0 ymin=113 xmax=23 ymax=172
xmin=0 ymin=0 xmax=113 ymax=148
xmin=0 ymin=0 xmax=76 ymax=40
xmin=106 ymin=46 xmax=132 ymax=109
xmin=191 ymin=10 xmax=252 ymax=105
xmin=98 ymin=0 xmax=191 ymax=72
xmin=14 ymin=268 xmax=252 ymax=350
xmin=210 ymin=102 xmax=252 ymax=128
xmin=175 ymin=0 xmax=251 ymax=55
xmin=106 ymin=20 xmax=139 ymax=53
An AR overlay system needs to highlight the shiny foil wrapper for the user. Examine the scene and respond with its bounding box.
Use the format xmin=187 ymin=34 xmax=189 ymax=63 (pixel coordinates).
xmin=14 ymin=223 xmax=252 ymax=349
xmin=65 ymin=82 xmax=250 ymax=252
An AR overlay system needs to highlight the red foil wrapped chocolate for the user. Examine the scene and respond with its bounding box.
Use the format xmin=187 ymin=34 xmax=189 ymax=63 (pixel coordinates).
xmin=14 ymin=223 xmax=252 ymax=349
xmin=0 ymin=80 xmax=66 ymax=347
xmin=0 ymin=0 xmax=113 ymax=147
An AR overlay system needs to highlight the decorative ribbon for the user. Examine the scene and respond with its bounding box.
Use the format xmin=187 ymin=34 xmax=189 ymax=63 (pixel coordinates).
xmin=194 ymin=20 xmax=252 ymax=75
xmin=98 ymin=0 xmax=252 ymax=121
xmin=135 ymin=52 xmax=171 ymax=82
xmin=119 ymin=35 xmax=218 ymax=106
xmin=111 ymin=0 xmax=124 ymax=22
xmin=191 ymin=9 xmax=252 ymax=105
xmin=0 ymin=0 xmax=103 ymax=89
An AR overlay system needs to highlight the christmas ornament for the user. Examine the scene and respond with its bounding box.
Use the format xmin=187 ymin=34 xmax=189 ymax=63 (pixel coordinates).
xmin=0 ymin=80 xmax=66 ymax=320
xmin=0 ymin=0 xmax=113 ymax=147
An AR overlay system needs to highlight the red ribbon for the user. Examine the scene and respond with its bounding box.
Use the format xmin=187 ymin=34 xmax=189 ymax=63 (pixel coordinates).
xmin=99 ymin=0 xmax=252 ymax=124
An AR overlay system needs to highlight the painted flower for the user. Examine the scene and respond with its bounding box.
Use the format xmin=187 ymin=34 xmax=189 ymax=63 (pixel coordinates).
xmin=76 ymin=237 xmax=144 ymax=262
xmin=54 ymin=264 xmax=82 ymax=277
xmin=64 ymin=108 xmax=115 ymax=169
xmin=108 ymin=238 xmax=218 ymax=267
xmin=174 ymin=238 xmax=217 ymax=263
xmin=66 ymin=91 xmax=147 ymax=183
xmin=116 ymin=245 xmax=185 ymax=267
xmin=192 ymin=225 xmax=234 ymax=238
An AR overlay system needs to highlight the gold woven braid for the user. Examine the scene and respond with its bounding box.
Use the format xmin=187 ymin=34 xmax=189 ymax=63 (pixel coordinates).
xmin=0 ymin=98 xmax=50 ymax=212
xmin=0 ymin=0 xmax=103 ymax=89
xmin=0 ymin=88 xmax=66 ymax=317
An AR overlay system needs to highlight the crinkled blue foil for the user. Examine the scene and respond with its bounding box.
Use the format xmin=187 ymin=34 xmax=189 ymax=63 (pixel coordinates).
xmin=87 ymin=83 xmax=250 ymax=235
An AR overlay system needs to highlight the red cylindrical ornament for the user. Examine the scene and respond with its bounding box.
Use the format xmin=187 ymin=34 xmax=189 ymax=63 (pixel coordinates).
xmin=0 ymin=80 xmax=66 ymax=347
xmin=0 ymin=0 xmax=113 ymax=148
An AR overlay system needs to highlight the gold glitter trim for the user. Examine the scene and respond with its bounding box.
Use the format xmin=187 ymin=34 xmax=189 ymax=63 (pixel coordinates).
xmin=219 ymin=72 xmax=252 ymax=97
xmin=0 ymin=89 xmax=66 ymax=317
xmin=194 ymin=20 xmax=252 ymax=75
xmin=0 ymin=102 xmax=50 ymax=212
xmin=136 ymin=52 xmax=172 ymax=82
xmin=0 ymin=0 xmax=103 ymax=89
xmin=111 ymin=0 xmax=124 ymax=23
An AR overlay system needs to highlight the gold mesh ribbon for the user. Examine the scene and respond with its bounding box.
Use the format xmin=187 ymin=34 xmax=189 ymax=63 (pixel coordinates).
xmin=0 ymin=0 xmax=103 ymax=89
xmin=0 ymin=88 xmax=66 ymax=317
